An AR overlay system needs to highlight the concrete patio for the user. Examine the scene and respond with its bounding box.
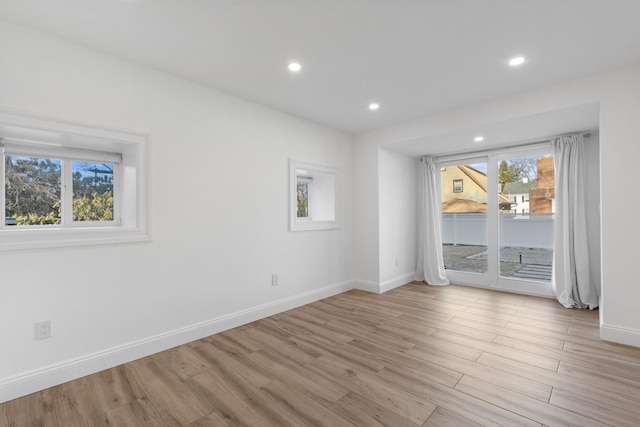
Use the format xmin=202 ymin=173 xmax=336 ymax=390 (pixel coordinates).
xmin=442 ymin=244 xmax=552 ymax=282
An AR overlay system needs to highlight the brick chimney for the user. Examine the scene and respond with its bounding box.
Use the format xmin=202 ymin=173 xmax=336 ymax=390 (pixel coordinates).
xmin=537 ymin=157 xmax=554 ymax=188
xmin=529 ymin=157 xmax=555 ymax=213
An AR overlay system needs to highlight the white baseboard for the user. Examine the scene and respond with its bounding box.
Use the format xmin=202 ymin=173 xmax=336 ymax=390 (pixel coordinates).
xmin=0 ymin=279 xmax=354 ymax=404
xmin=380 ymin=272 xmax=416 ymax=293
xmin=600 ymin=323 xmax=640 ymax=348
xmin=350 ymin=278 xmax=381 ymax=293
xmin=350 ymin=273 xmax=415 ymax=294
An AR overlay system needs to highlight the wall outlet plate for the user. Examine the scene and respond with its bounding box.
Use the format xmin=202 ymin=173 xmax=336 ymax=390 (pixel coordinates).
xmin=35 ymin=320 xmax=52 ymax=340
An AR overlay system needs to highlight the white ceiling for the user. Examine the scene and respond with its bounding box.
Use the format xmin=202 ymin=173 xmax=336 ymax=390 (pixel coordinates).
xmin=0 ymin=1 xmax=639 ymax=136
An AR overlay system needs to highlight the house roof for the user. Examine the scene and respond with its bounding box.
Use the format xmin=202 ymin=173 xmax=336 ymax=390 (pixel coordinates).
xmin=503 ymin=180 xmax=538 ymax=195
xmin=442 ymin=198 xmax=487 ymax=214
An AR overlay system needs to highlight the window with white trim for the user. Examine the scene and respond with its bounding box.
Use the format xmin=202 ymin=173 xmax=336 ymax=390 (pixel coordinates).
xmin=289 ymin=159 xmax=339 ymax=231
xmin=2 ymin=142 xmax=120 ymax=228
xmin=0 ymin=106 xmax=149 ymax=251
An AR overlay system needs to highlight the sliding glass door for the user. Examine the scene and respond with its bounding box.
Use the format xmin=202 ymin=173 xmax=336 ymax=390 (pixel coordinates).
xmin=439 ymin=146 xmax=554 ymax=297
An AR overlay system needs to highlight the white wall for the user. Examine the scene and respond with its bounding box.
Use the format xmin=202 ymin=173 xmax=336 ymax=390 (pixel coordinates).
xmin=355 ymin=64 xmax=640 ymax=347
xmin=352 ymin=138 xmax=379 ymax=287
xmin=584 ymin=132 xmax=601 ymax=297
xmin=378 ymin=148 xmax=417 ymax=291
xmin=0 ymin=20 xmax=354 ymax=401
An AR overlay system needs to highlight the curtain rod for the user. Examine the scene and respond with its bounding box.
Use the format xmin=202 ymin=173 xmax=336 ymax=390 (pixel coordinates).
xmin=422 ymin=131 xmax=591 ymax=161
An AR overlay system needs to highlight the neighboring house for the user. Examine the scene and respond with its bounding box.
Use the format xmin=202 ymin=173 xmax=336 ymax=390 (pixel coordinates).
xmin=503 ymin=178 xmax=537 ymax=214
xmin=441 ymin=165 xmax=513 ymax=213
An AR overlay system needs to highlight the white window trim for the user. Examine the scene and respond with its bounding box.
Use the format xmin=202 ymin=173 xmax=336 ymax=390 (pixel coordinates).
xmin=0 ymin=106 xmax=150 ymax=251
xmin=289 ymin=159 xmax=339 ymax=232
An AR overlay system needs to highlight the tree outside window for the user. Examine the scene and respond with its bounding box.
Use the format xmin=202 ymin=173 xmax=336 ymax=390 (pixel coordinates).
xmin=4 ymin=155 xmax=115 ymax=226
xmin=296 ymin=180 xmax=309 ymax=219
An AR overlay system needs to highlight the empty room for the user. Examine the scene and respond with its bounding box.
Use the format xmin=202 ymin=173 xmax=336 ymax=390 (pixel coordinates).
xmin=1 ymin=1 xmax=640 ymax=426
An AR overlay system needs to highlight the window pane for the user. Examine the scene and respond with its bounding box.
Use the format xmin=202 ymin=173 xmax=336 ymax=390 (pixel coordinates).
xmin=72 ymin=161 xmax=114 ymax=222
xmin=441 ymin=163 xmax=488 ymax=274
xmin=499 ymin=155 xmax=554 ymax=282
xmin=296 ymin=181 xmax=309 ymax=218
xmin=4 ymin=155 xmax=62 ymax=225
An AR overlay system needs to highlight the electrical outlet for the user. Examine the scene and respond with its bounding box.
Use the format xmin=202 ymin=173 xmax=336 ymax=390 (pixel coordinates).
xmin=35 ymin=320 xmax=52 ymax=340
xmin=395 ymin=258 xmax=399 ymax=267
xmin=271 ymin=273 xmax=279 ymax=286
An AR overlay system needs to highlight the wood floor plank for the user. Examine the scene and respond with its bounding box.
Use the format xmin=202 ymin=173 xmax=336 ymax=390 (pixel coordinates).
xmin=431 ymin=329 xmax=560 ymax=371
xmin=258 ymin=379 xmax=356 ymax=427
xmin=1 ymin=393 xmax=47 ymax=426
xmin=241 ymin=321 xmax=322 ymax=366
xmin=491 ymin=333 xmax=640 ymax=381
xmin=506 ymin=315 xmax=572 ymax=334
xmin=127 ymin=360 xmax=213 ymax=426
xmin=422 ymin=406 xmax=483 ymax=427
xmin=478 ymin=352 xmax=640 ymax=414
xmin=191 ymin=342 xmax=275 ymax=389
xmin=374 ymin=365 xmax=540 ymax=426
xmin=187 ymin=411 xmax=232 ymax=427
xmin=451 ymin=316 xmax=566 ymax=350
xmin=272 ymin=313 xmax=354 ymax=346
xmin=288 ymin=333 xmax=388 ymax=373
xmin=567 ymin=324 xmax=600 ymax=338
xmin=405 ymin=342 xmax=552 ymax=402
xmin=186 ymin=369 xmax=278 ymax=427
xmin=329 ymin=391 xmax=421 ymax=427
xmin=81 ymin=365 xmax=144 ymax=414
xmin=549 ymin=387 xmax=640 ymax=427
xmin=300 ymin=301 xmax=381 ymax=329
xmin=454 ymin=375 xmax=608 ymax=427
xmin=104 ymin=398 xmax=170 ymax=427
xmin=556 ymin=361 xmax=640 ymax=414
xmin=147 ymin=345 xmax=211 ymax=380
xmin=563 ymin=340 xmax=640 ymax=366
xmin=464 ymin=304 xmax=519 ymax=317
xmin=247 ymin=349 xmax=349 ymax=404
xmin=307 ymin=355 xmax=437 ymax=425
xmin=374 ymin=316 xmax=438 ymax=344
xmin=453 ymin=310 xmax=512 ymax=327
xmin=403 ymin=313 xmax=500 ymax=342
xmin=332 ymin=320 xmax=417 ymax=352
xmin=206 ymin=327 xmax=263 ymax=354
xmin=347 ymin=338 xmax=464 ymax=388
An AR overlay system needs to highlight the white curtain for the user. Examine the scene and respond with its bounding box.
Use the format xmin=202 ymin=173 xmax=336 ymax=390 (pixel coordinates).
xmin=416 ymin=156 xmax=449 ymax=286
xmin=552 ymin=134 xmax=598 ymax=309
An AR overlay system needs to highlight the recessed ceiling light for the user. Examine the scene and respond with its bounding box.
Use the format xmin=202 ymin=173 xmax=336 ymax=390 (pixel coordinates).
xmin=288 ymin=62 xmax=302 ymax=72
xmin=368 ymin=103 xmax=380 ymax=111
xmin=509 ymin=56 xmax=525 ymax=67
xmin=474 ymin=136 xmax=484 ymax=142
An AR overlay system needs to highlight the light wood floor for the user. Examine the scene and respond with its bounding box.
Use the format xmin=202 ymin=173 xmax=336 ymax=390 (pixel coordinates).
xmin=2 ymin=283 xmax=640 ymax=426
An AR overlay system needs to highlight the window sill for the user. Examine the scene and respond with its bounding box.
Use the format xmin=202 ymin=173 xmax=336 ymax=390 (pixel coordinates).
xmin=0 ymin=226 xmax=151 ymax=251
xmin=290 ymin=220 xmax=340 ymax=232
